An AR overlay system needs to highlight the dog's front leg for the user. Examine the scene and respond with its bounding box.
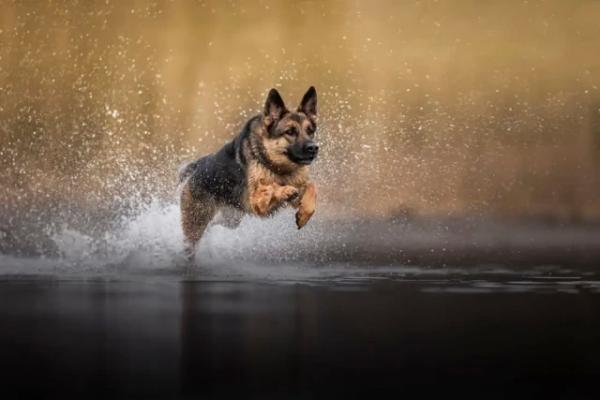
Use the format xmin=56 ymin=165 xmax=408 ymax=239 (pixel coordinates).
xmin=249 ymin=184 xmax=274 ymax=216
xmin=250 ymin=183 xmax=298 ymax=217
xmin=295 ymin=182 xmax=316 ymax=229
xmin=273 ymin=184 xmax=299 ymax=204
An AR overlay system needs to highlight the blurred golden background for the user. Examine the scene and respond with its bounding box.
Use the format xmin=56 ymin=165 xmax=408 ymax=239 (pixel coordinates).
xmin=1 ymin=0 xmax=600 ymax=225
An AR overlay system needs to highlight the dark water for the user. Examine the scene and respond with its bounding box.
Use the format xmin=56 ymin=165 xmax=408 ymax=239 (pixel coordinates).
xmin=2 ymin=268 xmax=600 ymax=399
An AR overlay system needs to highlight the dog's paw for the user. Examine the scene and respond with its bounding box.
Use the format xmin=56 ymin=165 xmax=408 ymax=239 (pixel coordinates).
xmin=295 ymin=208 xmax=315 ymax=229
xmin=280 ymin=186 xmax=300 ymax=202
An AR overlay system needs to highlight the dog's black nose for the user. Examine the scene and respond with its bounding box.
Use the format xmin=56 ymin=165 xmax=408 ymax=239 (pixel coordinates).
xmin=304 ymin=142 xmax=319 ymax=156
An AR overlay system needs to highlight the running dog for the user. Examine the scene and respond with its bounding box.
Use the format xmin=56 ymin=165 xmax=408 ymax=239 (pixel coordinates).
xmin=178 ymin=87 xmax=319 ymax=258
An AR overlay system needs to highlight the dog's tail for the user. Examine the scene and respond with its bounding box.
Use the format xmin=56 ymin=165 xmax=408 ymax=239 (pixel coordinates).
xmin=177 ymin=160 xmax=197 ymax=184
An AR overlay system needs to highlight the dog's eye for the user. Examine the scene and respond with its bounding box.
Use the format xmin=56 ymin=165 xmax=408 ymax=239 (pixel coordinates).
xmin=285 ymin=128 xmax=297 ymax=136
xmin=307 ymin=126 xmax=316 ymax=136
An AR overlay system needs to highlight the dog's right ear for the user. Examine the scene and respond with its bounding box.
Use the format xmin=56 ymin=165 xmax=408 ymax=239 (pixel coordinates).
xmin=299 ymin=86 xmax=317 ymax=118
xmin=263 ymin=88 xmax=287 ymax=125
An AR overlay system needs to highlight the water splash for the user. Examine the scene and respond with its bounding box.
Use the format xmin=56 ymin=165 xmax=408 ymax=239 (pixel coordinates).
xmin=0 ymin=196 xmax=324 ymax=273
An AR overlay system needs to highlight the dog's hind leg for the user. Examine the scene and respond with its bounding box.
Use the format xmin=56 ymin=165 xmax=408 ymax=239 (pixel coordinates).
xmin=180 ymin=184 xmax=216 ymax=261
xmin=211 ymin=207 xmax=244 ymax=229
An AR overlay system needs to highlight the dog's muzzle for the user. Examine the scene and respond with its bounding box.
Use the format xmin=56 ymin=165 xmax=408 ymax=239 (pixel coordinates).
xmin=289 ymin=141 xmax=319 ymax=165
xmin=303 ymin=142 xmax=319 ymax=158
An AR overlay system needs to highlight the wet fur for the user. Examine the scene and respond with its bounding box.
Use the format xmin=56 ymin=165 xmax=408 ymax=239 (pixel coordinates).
xmin=180 ymin=87 xmax=318 ymax=258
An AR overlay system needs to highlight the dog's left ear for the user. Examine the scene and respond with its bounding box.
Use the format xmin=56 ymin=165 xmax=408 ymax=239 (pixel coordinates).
xmin=264 ymin=88 xmax=288 ymax=124
xmin=299 ymin=86 xmax=317 ymax=118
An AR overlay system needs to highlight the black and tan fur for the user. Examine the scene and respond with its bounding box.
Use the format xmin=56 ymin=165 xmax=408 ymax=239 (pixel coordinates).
xmin=179 ymin=87 xmax=319 ymax=258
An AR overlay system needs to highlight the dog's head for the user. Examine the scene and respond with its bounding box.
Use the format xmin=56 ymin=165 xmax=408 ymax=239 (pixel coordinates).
xmin=258 ymin=87 xmax=319 ymax=170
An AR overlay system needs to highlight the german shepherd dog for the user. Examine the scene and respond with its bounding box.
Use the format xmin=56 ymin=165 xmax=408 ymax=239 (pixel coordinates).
xmin=178 ymin=87 xmax=319 ymax=258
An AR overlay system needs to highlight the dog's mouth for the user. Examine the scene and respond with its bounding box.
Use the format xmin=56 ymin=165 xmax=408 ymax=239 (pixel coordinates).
xmin=296 ymin=158 xmax=315 ymax=165
xmin=286 ymin=152 xmax=316 ymax=165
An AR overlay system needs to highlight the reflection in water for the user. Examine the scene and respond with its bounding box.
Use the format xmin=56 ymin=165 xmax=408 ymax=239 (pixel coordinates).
xmin=3 ymin=277 xmax=599 ymax=398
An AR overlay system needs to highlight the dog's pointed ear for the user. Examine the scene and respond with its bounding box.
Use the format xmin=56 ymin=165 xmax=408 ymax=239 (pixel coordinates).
xmin=298 ymin=86 xmax=317 ymax=117
xmin=264 ymin=88 xmax=287 ymax=123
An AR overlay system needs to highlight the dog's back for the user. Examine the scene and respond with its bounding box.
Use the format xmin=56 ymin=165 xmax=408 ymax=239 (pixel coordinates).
xmin=180 ymin=140 xmax=247 ymax=209
xmin=177 ymin=159 xmax=198 ymax=184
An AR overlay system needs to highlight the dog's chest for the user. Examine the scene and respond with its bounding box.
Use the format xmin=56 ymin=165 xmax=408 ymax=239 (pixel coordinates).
xmin=246 ymin=162 xmax=308 ymax=188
